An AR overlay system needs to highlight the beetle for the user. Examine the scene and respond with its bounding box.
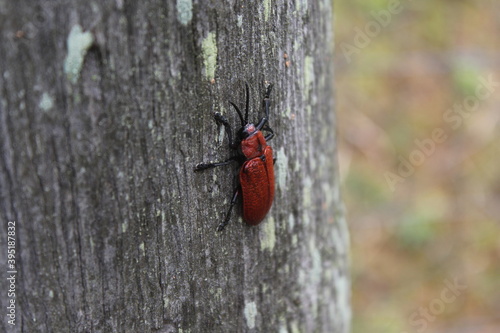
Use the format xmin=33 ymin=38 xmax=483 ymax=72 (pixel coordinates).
xmin=194 ymin=83 xmax=275 ymax=231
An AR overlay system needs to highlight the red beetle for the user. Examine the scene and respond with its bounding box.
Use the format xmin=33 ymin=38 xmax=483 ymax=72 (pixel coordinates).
xmin=194 ymin=83 xmax=275 ymax=231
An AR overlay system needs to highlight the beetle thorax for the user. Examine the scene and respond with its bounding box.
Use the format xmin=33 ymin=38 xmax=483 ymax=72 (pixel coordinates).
xmin=240 ymin=125 xmax=267 ymax=159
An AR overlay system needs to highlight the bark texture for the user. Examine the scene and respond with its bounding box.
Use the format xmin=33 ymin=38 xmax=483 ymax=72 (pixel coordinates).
xmin=0 ymin=1 xmax=350 ymax=332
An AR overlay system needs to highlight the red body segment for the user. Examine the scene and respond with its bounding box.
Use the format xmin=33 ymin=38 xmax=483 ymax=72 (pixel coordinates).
xmin=240 ymin=124 xmax=262 ymax=159
xmin=240 ymin=145 xmax=274 ymax=225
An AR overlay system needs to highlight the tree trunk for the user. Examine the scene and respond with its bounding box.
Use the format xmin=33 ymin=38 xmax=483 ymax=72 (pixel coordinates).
xmin=0 ymin=1 xmax=350 ymax=332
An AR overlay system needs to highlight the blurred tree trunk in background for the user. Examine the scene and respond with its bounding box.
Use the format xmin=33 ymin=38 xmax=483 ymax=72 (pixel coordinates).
xmin=0 ymin=1 xmax=349 ymax=332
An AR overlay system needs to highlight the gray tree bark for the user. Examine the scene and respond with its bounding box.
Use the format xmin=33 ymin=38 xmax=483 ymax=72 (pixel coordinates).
xmin=0 ymin=1 xmax=350 ymax=332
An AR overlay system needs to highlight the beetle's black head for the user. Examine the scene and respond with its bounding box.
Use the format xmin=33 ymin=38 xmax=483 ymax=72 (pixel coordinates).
xmin=241 ymin=123 xmax=256 ymax=139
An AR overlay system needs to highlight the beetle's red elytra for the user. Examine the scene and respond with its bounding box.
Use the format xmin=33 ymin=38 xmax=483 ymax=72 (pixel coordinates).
xmin=194 ymin=83 xmax=275 ymax=231
xmin=240 ymin=130 xmax=274 ymax=225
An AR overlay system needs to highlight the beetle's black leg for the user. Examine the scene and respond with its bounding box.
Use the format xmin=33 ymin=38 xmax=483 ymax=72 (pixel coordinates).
xmin=194 ymin=156 xmax=239 ymax=172
xmin=217 ymin=187 xmax=239 ymax=231
xmin=263 ymin=125 xmax=275 ymax=141
xmin=256 ymin=84 xmax=274 ymax=131
xmin=264 ymin=83 xmax=273 ymax=119
xmin=256 ymin=117 xmax=267 ymax=131
xmin=214 ymin=112 xmax=239 ymax=149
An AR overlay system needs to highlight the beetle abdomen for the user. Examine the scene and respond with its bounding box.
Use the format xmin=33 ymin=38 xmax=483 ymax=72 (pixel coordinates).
xmin=240 ymin=146 xmax=275 ymax=225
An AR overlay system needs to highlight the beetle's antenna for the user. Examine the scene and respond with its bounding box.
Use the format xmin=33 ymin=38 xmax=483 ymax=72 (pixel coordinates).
xmin=244 ymin=83 xmax=250 ymax=124
xmin=264 ymin=84 xmax=273 ymax=119
xmin=229 ymin=101 xmax=245 ymax=127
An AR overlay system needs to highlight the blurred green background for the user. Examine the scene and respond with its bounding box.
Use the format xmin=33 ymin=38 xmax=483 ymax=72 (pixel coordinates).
xmin=334 ymin=0 xmax=500 ymax=332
